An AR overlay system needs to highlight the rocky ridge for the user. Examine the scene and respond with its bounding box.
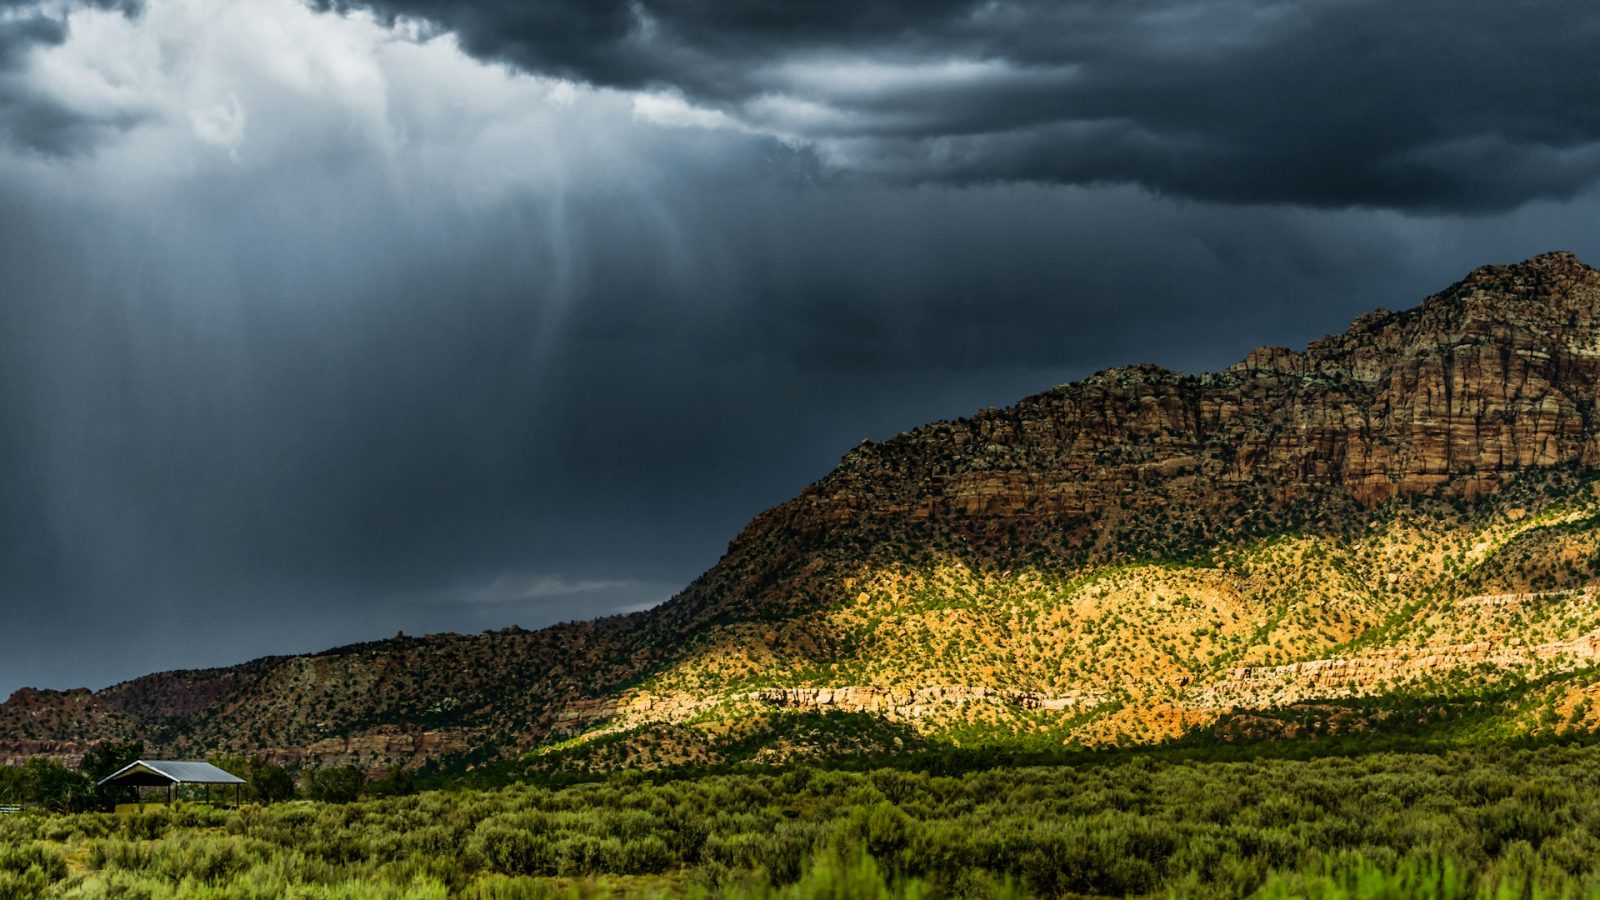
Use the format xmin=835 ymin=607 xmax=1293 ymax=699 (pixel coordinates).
xmin=733 ymin=249 xmax=1600 ymax=553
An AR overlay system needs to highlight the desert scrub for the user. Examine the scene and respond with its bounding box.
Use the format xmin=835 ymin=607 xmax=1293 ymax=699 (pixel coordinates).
xmin=6 ymin=743 xmax=1600 ymax=897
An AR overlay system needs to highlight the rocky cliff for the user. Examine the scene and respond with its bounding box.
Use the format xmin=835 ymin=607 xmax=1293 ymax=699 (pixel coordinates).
xmin=8 ymin=250 xmax=1600 ymax=771
xmin=732 ymin=249 xmax=1600 ymax=554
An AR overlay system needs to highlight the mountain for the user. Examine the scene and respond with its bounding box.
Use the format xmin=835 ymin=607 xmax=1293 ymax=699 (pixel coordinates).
xmin=9 ymin=250 xmax=1600 ymax=773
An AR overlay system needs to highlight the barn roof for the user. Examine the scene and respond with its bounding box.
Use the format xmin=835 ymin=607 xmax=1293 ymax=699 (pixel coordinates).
xmin=97 ymin=760 xmax=246 ymax=787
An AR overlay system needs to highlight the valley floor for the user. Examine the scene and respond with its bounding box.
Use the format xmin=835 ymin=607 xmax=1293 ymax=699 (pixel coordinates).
xmin=7 ymin=741 xmax=1600 ymax=898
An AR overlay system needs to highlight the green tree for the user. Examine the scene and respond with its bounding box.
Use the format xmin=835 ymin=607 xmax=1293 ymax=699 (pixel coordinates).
xmin=248 ymin=758 xmax=297 ymax=803
xmin=80 ymin=739 xmax=144 ymax=809
xmin=20 ymin=759 xmax=94 ymax=812
xmin=77 ymin=739 xmax=143 ymax=782
xmin=0 ymin=765 xmax=25 ymax=806
xmin=305 ymin=765 xmax=365 ymax=803
xmin=209 ymin=754 xmax=296 ymax=803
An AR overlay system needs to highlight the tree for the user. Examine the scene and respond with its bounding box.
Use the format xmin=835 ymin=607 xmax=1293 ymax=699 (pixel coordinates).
xmin=78 ymin=740 xmax=144 ymax=783
xmin=80 ymin=739 xmax=144 ymax=810
xmin=0 ymin=765 xmax=25 ymax=806
xmin=209 ymin=754 xmax=297 ymax=803
xmin=21 ymin=759 xmax=94 ymax=812
xmin=305 ymin=765 xmax=365 ymax=803
xmin=248 ymin=759 xmax=297 ymax=803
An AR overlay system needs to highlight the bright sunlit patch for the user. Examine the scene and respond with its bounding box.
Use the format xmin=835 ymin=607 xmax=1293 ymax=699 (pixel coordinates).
xmin=631 ymin=90 xmax=742 ymax=132
xmin=766 ymin=57 xmax=1055 ymax=100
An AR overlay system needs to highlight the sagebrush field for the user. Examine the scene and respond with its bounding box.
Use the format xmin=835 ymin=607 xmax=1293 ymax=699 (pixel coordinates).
xmin=7 ymin=742 xmax=1600 ymax=898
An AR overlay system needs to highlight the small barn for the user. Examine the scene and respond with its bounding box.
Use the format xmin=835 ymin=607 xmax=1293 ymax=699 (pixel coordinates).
xmin=98 ymin=759 xmax=246 ymax=807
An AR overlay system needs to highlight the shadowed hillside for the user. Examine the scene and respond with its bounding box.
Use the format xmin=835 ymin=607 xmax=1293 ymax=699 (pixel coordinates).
xmin=9 ymin=251 xmax=1600 ymax=772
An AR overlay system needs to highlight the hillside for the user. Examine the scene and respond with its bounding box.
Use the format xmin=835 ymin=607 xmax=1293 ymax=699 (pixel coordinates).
xmin=8 ymin=250 xmax=1600 ymax=773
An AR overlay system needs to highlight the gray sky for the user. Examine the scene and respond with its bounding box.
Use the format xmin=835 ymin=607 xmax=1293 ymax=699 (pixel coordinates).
xmin=4 ymin=0 xmax=1600 ymax=696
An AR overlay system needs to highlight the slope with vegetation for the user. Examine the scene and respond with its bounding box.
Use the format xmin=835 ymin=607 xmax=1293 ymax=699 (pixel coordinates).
xmin=7 ymin=251 xmax=1600 ymax=772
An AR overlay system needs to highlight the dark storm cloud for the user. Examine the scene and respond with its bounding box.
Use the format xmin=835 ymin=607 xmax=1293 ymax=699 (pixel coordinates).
xmin=0 ymin=14 xmax=66 ymax=68
xmin=0 ymin=0 xmax=145 ymax=67
xmin=315 ymin=0 xmax=978 ymax=94
xmin=321 ymin=0 xmax=1600 ymax=212
xmin=0 ymin=0 xmax=148 ymax=154
xmin=1 ymin=152 xmax=1493 ymax=695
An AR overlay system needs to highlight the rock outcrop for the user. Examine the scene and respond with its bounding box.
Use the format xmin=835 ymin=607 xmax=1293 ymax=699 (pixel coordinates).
xmin=551 ymin=685 xmax=1103 ymax=733
xmin=1196 ymin=630 xmax=1600 ymax=710
xmin=727 ymin=251 xmax=1600 ymax=559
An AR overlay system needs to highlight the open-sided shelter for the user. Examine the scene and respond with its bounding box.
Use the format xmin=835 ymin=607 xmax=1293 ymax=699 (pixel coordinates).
xmin=98 ymin=759 xmax=246 ymax=806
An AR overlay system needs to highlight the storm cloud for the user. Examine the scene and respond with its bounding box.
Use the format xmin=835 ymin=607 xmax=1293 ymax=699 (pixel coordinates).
xmin=319 ymin=0 xmax=1600 ymax=212
xmin=0 ymin=0 xmax=148 ymax=153
xmin=2 ymin=0 xmax=1600 ymax=696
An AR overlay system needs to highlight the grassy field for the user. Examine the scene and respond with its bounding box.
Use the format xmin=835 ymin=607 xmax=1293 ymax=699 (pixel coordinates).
xmin=7 ymin=741 xmax=1600 ymax=897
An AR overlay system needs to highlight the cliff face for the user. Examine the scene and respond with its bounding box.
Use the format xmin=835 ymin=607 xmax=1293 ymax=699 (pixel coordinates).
xmin=8 ymin=251 xmax=1600 ymax=771
xmin=740 ymin=250 xmax=1600 ymax=550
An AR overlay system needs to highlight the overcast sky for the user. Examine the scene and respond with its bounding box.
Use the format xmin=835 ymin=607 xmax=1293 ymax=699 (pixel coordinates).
xmin=4 ymin=0 xmax=1600 ymax=696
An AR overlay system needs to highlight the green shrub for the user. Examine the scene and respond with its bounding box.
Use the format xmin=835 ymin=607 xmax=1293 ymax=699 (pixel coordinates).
xmin=306 ymin=766 xmax=368 ymax=804
xmin=15 ymin=743 xmax=1600 ymax=897
xmin=0 ymin=841 xmax=67 ymax=884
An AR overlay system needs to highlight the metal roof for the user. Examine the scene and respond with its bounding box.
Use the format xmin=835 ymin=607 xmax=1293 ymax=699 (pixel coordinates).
xmin=97 ymin=760 xmax=246 ymax=787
